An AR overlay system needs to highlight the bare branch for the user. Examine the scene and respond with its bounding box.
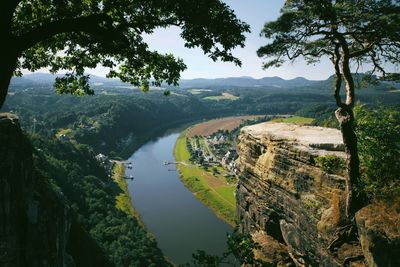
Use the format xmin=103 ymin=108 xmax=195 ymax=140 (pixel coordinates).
xmin=349 ymin=42 xmax=375 ymax=58
xmin=370 ymin=51 xmax=386 ymax=77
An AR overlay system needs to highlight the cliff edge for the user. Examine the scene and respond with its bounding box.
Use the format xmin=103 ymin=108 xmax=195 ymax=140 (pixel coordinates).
xmin=237 ymin=122 xmax=358 ymax=266
xmin=0 ymin=113 xmax=72 ymax=266
xmin=0 ymin=113 xmax=112 ymax=267
xmin=237 ymin=122 xmax=400 ymax=266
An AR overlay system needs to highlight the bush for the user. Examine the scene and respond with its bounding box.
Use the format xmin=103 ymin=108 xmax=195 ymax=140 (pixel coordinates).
xmin=354 ymin=103 xmax=400 ymax=199
xmin=191 ymin=229 xmax=263 ymax=266
xmin=315 ymin=154 xmax=345 ymax=175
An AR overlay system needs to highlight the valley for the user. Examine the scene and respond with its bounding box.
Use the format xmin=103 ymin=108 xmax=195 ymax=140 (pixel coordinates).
xmin=2 ymin=1 xmax=400 ymax=266
xmin=2 ymin=75 xmax=399 ymax=266
xmin=125 ymin=131 xmax=232 ymax=265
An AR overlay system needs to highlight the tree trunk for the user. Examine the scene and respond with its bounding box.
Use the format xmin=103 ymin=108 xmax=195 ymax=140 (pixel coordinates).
xmin=1 ymin=2 xmax=19 ymax=110
xmin=0 ymin=50 xmax=17 ymax=110
xmin=335 ymin=107 xmax=360 ymax=218
xmin=337 ymin=43 xmax=361 ymax=219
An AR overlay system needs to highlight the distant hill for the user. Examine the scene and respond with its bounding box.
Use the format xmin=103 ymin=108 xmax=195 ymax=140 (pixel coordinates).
xmin=177 ymin=76 xmax=319 ymax=88
xmin=10 ymin=73 xmax=125 ymax=87
xmin=11 ymin=73 xmax=320 ymax=89
xmin=311 ymin=74 xmax=400 ymax=91
xmin=11 ymin=72 xmax=398 ymax=91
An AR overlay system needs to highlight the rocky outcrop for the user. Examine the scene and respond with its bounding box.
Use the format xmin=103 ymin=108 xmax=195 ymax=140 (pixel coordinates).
xmin=356 ymin=202 xmax=400 ymax=267
xmin=0 ymin=113 xmax=112 ymax=267
xmin=0 ymin=113 xmax=73 ymax=266
xmin=236 ymin=122 xmax=363 ymax=266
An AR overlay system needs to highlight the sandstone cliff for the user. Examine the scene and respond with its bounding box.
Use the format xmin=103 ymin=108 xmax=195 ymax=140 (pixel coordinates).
xmin=0 ymin=113 xmax=112 ymax=267
xmin=237 ymin=122 xmax=374 ymax=266
xmin=0 ymin=113 xmax=71 ymax=266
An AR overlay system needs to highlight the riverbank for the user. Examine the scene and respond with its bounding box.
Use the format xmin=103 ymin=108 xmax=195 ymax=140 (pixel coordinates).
xmin=174 ymin=130 xmax=236 ymax=226
xmin=118 ymin=115 xmax=249 ymax=159
xmin=127 ymin=131 xmax=233 ymax=264
xmin=112 ymin=163 xmax=143 ymax=226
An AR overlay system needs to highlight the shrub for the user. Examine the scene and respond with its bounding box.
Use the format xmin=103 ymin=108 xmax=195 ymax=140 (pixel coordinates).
xmin=315 ymin=154 xmax=345 ymax=175
xmin=354 ymin=103 xmax=400 ymax=199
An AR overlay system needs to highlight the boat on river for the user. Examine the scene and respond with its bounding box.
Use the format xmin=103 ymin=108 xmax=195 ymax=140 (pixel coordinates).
xmin=124 ymin=175 xmax=134 ymax=180
xmin=127 ymin=162 xmax=133 ymax=169
xmin=127 ymin=131 xmax=232 ymax=264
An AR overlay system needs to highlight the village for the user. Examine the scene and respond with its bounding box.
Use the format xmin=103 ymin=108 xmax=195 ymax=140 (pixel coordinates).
xmin=92 ymin=116 xmax=277 ymax=184
xmin=94 ymin=153 xmax=135 ymax=180
xmin=187 ymin=129 xmax=239 ymax=178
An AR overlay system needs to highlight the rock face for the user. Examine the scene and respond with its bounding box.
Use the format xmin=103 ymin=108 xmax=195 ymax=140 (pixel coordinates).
xmin=236 ymin=122 xmax=362 ymax=266
xmin=0 ymin=113 xmax=112 ymax=267
xmin=356 ymin=202 xmax=400 ymax=267
xmin=0 ymin=113 xmax=73 ymax=266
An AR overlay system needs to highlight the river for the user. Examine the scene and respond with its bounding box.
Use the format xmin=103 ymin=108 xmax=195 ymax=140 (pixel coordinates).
xmin=125 ymin=130 xmax=233 ymax=265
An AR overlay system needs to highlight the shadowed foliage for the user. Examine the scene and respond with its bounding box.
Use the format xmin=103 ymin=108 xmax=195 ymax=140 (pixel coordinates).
xmin=0 ymin=0 xmax=250 ymax=107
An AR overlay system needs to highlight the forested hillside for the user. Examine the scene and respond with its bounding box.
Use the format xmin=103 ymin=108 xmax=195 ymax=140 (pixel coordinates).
xmin=31 ymin=136 xmax=171 ymax=266
xmin=2 ymin=77 xmax=399 ymax=266
xmin=4 ymin=76 xmax=399 ymax=157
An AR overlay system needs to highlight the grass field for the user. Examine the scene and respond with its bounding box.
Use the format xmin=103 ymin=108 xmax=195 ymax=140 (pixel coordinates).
xmin=203 ymin=92 xmax=239 ymax=101
xmin=272 ymin=116 xmax=314 ymax=125
xmin=174 ymin=130 xmax=236 ymax=225
xmin=188 ymin=115 xmax=264 ymax=137
xmin=189 ymin=89 xmax=212 ymax=94
xmin=112 ymin=163 xmax=143 ymax=226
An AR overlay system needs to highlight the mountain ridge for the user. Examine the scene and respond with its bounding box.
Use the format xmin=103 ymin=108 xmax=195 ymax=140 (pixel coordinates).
xmin=12 ymin=73 xmax=397 ymax=90
xmin=11 ymin=73 xmax=322 ymax=89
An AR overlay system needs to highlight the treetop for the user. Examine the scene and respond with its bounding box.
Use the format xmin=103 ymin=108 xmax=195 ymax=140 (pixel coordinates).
xmin=258 ymin=0 xmax=400 ymax=80
xmin=4 ymin=0 xmax=250 ymax=94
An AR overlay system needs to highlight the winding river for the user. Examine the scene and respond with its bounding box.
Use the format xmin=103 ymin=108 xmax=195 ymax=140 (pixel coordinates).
xmin=125 ymin=130 xmax=233 ymax=265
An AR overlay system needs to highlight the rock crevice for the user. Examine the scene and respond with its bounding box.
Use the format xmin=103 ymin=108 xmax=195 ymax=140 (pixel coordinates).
xmin=0 ymin=113 xmax=73 ymax=267
xmin=236 ymin=122 xmax=359 ymax=266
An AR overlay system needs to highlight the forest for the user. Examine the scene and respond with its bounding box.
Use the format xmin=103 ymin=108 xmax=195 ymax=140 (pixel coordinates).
xmin=2 ymin=75 xmax=399 ymax=265
xmin=1 ymin=0 xmax=399 ymax=266
xmin=30 ymin=135 xmax=171 ymax=266
xmin=4 ymin=74 xmax=399 ymax=158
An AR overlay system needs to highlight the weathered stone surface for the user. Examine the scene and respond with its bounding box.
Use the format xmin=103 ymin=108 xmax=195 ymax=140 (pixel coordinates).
xmin=0 ymin=113 xmax=114 ymax=267
xmin=356 ymin=202 xmax=400 ymax=267
xmin=236 ymin=122 xmax=363 ymax=266
xmin=0 ymin=113 xmax=72 ymax=266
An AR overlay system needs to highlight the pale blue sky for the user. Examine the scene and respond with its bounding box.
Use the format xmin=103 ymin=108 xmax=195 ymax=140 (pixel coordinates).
xmin=25 ymin=1 xmax=356 ymax=80
xmin=136 ymin=0 xmax=334 ymax=80
xmin=24 ymin=1 xmax=397 ymax=80
xmin=82 ymin=0 xmax=335 ymax=80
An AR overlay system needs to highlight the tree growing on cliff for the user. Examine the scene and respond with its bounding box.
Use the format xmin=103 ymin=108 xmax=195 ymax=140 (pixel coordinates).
xmin=355 ymin=103 xmax=400 ymax=200
xmin=258 ymin=0 xmax=400 ymax=221
xmin=0 ymin=0 xmax=250 ymax=108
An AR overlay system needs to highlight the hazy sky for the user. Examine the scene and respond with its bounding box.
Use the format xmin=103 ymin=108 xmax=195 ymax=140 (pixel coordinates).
xmin=80 ymin=0 xmax=335 ymax=80
xmin=135 ymin=0 xmax=334 ymax=80
xmin=25 ymin=1 xmax=351 ymax=80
